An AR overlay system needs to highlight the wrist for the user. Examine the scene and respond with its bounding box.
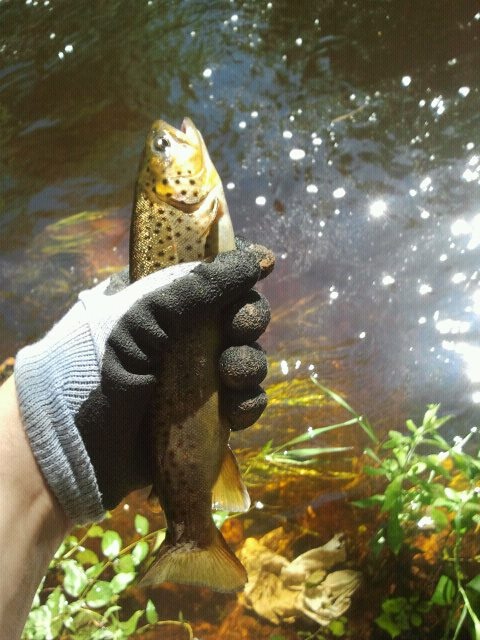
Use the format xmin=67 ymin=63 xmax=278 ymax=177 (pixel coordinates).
xmin=0 ymin=375 xmax=70 ymax=638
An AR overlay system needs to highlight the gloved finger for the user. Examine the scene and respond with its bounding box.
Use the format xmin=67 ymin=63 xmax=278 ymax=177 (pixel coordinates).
xmin=148 ymin=249 xmax=262 ymax=328
xmin=234 ymin=238 xmax=275 ymax=280
xmin=223 ymin=290 xmax=271 ymax=345
xmin=221 ymin=386 xmax=267 ymax=430
xmin=219 ymin=344 xmax=267 ymax=390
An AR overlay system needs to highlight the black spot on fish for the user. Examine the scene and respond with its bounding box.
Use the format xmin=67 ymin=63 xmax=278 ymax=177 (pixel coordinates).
xmin=186 ymin=244 xmax=192 ymax=251
xmin=167 ymin=234 xmax=172 ymax=240
xmin=175 ymin=179 xmax=180 ymax=184
xmin=181 ymin=190 xmax=187 ymax=195
xmin=169 ymin=256 xmax=175 ymax=261
xmin=175 ymin=231 xmax=181 ymax=237
xmin=166 ymin=192 xmax=172 ymax=198
xmin=154 ymin=261 xmax=161 ymax=267
xmin=162 ymin=178 xmax=168 ymax=185
xmin=189 ymin=179 xmax=195 ymax=185
xmin=158 ymin=251 xmax=165 ymax=257
xmin=197 ymin=252 xmax=203 ymax=258
xmin=193 ymin=191 xmax=198 ymax=197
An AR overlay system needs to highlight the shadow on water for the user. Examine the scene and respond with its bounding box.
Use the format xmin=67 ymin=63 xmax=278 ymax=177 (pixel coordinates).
xmin=1 ymin=1 xmax=480 ymax=638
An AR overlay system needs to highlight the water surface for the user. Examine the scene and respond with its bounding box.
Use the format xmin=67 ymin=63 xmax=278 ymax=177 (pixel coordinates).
xmin=1 ymin=0 xmax=480 ymax=637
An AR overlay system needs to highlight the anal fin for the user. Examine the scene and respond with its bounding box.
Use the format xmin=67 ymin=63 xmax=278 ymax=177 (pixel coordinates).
xmin=212 ymin=446 xmax=250 ymax=512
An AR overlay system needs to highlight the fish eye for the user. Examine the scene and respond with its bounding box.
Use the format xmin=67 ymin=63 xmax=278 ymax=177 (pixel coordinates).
xmin=152 ymin=135 xmax=170 ymax=153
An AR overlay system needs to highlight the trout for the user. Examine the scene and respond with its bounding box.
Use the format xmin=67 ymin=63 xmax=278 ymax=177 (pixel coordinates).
xmin=130 ymin=117 xmax=250 ymax=591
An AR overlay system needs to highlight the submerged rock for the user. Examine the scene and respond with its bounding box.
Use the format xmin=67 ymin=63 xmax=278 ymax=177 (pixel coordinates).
xmin=238 ymin=529 xmax=361 ymax=626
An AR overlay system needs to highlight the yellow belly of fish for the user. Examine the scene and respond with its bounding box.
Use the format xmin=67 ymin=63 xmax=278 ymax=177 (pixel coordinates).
xmin=130 ymin=193 xmax=220 ymax=280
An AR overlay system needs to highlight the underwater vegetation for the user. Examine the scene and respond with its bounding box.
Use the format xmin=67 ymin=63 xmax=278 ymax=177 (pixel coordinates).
xmin=19 ymin=380 xmax=480 ymax=640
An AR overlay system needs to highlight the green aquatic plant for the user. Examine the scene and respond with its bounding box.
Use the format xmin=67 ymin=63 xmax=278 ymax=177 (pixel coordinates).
xmin=353 ymin=404 xmax=480 ymax=640
xmin=22 ymin=514 xmax=194 ymax=640
xmin=244 ymin=377 xmax=375 ymax=478
xmin=374 ymin=595 xmax=431 ymax=638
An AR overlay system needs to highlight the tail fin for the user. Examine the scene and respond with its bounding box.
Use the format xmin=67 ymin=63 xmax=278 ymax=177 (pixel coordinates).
xmin=138 ymin=526 xmax=247 ymax=592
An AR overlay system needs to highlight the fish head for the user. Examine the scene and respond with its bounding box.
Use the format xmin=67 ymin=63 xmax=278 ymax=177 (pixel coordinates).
xmin=137 ymin=117 xmax=221 ymax=209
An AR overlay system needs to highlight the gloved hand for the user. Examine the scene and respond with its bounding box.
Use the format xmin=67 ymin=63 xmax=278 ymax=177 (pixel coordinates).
xmin=14 ymin=246 xmax=273 ymax=524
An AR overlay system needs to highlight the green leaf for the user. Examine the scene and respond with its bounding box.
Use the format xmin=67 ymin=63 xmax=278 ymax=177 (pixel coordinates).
xmin=110 ymin=572 xmax=135 ymax=594
xmin=429 ymin=507 xmax=449 ymax=530
xmin=364 ymin=465 xmax=387 ymax=477
xmin=87 ymin=524 xmax=104 ymax=538
xmin=383 ymin=475 xmax=404 ymax=512
xmin=69 ymin=609 xmax=104 ymax=633
xmin=86 ymin=562 xmax=106 ymax=579
xmin=132 ymin=540 xmax=149 ymax=566
xmin=410 ymin=612 xmax=422 ymax=627
xmin=134 ymin=514 xmax=149 ymax=536
xmin=310 ymin=378 xmax=379 ymax=443
xmin=386 ymin=511 xmax=404 ymax=554
xmin=146 ymin=598 xmax=158 ymax=624
xmin=467 ymin=574 xmax=480 ymax=595
xmin=76 ymin=548 xmax=99 ymax=566
xmin=352 ymin=495 xmax=385 ymax=508
xmin=269 ymin=446 xmax=351 ymax=462
xmin=61 ymin=559 xmax=89 ymax=597
xmin=382 ymin=597 xmax=407 ymax=614
xmin=271 ymin=418 xmax=359 ymax=452
xmin=104 ymin=605 xmax=122 ymax=618
xmin=430 ymin=575 xmax=456 ymax=606
xmin=114 ymin=554 xmax=135 ymax=573
xmin=24 ymin=605 xmax=53 ymax=639
xmin=118 ymin=609 xmax=143 ymax=634
xmin=101 ymin=530 xmax=122 ymax=559
xmin=375 ymin=611 xmax=401 ymax=638
xmin=85 ymin=581 xmax=114 ymax=608
xmin=212 ymin=510 xmax=231 ymax=528
xmin=329 ymin=618 xmax=346 ymax=636
xmin=405 ymin=419 xmax=418 ymax=433
xmin=384 ymin=430 xmax=407 ymax=447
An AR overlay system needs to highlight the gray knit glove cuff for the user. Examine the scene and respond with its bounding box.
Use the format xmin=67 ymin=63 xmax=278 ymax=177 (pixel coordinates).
xmin=15 ymin=302 xmax=104 ymax=523
xmin=14 ymin=263 xmax=198 ymax=523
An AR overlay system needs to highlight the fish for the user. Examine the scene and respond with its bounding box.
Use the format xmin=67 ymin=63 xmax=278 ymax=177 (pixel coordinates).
xmin=130 ymin=117 xmax=250 ymax=592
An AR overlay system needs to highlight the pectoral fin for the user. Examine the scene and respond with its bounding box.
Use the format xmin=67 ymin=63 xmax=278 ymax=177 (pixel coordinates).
xmin=212 ymin=446 xmax=250 ymax=512
xmin=147 ymin=486 xmax=162 ymax=513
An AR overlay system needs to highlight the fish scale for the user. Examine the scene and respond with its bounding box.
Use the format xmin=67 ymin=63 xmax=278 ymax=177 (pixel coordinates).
xmin=130 ymin=117 xmax=250 ymax=592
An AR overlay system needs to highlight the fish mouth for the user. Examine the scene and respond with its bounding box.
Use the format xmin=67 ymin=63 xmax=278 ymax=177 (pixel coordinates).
xmin=180 ymin=117 xmax=201 ymax=145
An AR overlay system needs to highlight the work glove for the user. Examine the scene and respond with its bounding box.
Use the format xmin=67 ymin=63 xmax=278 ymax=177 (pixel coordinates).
xmin=14 ymin=244 xmax=273 ymax=524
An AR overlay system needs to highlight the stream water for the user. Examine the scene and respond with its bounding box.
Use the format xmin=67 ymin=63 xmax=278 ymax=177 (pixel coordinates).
xmin=1 ymin=1 xmax=480 ymax=638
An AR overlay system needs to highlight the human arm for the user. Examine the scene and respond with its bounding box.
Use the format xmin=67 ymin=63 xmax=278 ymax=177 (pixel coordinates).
xmin=4 ymin=245 xmax=272 ymax=637
xmin=0 ymin=374 xmax=70 ymax=640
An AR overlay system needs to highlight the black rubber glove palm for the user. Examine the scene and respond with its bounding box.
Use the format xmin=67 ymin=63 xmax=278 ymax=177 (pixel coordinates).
xmin=15 ymin=246 xmax=273 ymax=522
